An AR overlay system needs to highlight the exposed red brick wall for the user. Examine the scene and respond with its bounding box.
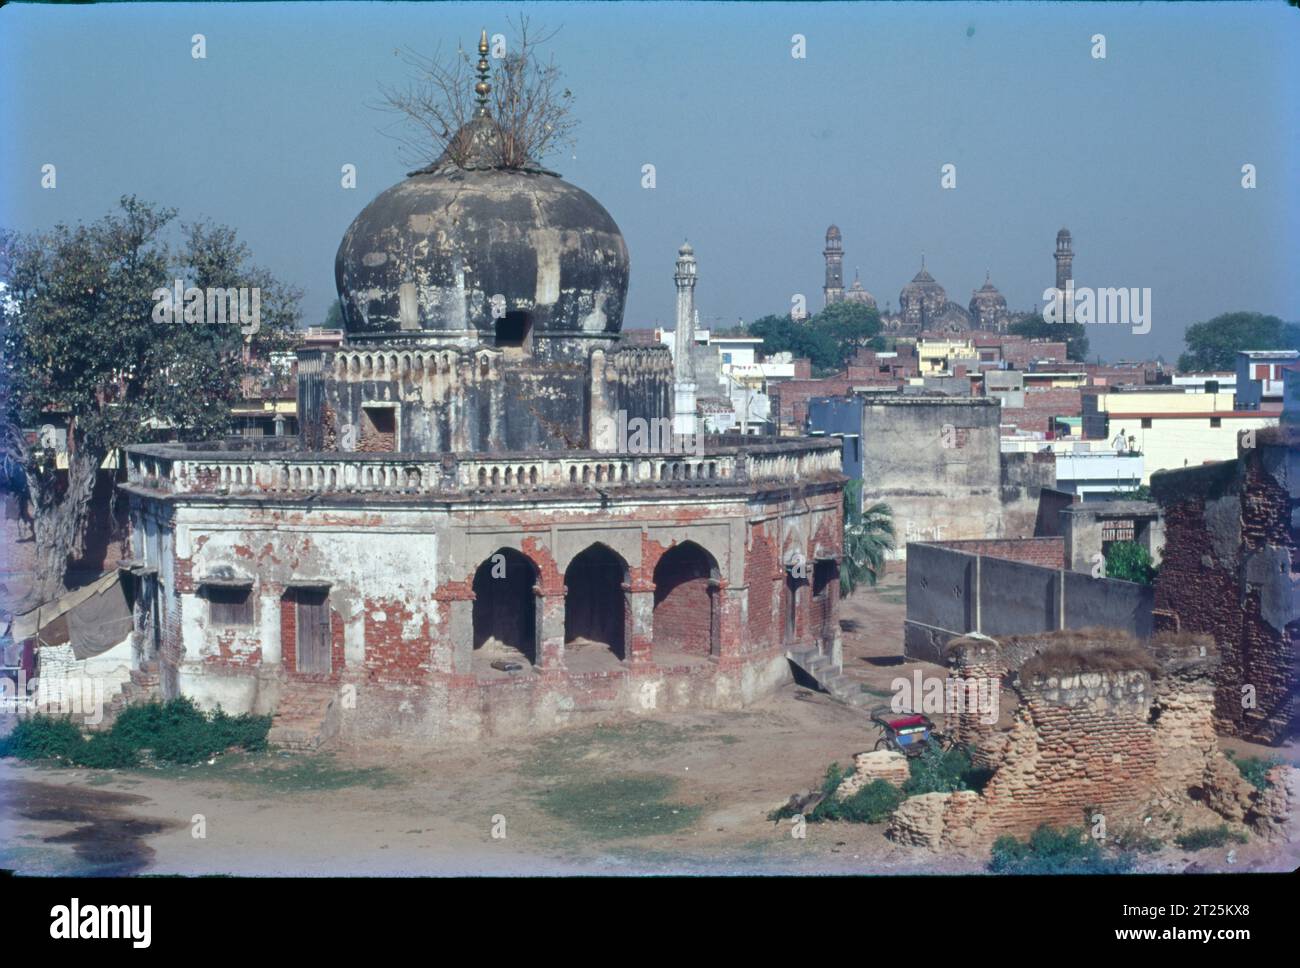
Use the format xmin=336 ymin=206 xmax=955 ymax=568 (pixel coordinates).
xmin=1153 ymin=446 xmax=1298 ymax=742
xmin=772 ymin=377 xmax=855 ymax=428
xmin=933 ymin=537 xmax=1065 ymax=570
xmin=653 ymin=546 xmax=714 ymax=655
xmin=745 ymin=525 xmax=779 ymax=651
xmin=362 ymin=597 xmax=430 ymax=684
xmin=1000 ymin=387 xmax=1082 ymax=434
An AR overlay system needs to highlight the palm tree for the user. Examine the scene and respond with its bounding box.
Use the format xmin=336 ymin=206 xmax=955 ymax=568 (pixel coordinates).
xmin=840 ymin=479 xmax=895 ymax=595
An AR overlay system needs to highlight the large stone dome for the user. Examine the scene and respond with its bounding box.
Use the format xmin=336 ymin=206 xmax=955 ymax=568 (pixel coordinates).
xmin=335 ymin=118 xmax=629 ymax=343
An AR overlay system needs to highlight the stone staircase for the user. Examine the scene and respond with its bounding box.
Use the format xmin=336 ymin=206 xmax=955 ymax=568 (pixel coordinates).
xmin=786 ymin=646 xmax=870 ymax=708
xmin=95 ymin=660 xmax=162 ymax=729
xmin=267 ymin=683 xmax=341 ymax=751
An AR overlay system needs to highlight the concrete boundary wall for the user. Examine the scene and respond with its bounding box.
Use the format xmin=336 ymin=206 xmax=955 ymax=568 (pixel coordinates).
xmin=904 ymin=541 xmax=1153 ymax=662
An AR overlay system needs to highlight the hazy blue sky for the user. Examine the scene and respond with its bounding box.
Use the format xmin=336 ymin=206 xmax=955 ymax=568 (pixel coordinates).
xmin=2 ymin=1 xmax=1296 ymax=362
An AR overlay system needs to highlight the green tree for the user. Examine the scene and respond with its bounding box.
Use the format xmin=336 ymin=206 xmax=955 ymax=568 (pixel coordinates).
xmin=1104 ymin=541 xmax=1156 ymax=585
xmin=840 ymin=479 xmax=895 ymax=595
xmin=322 ymin=299 xmax=344 ymax=330
xmin=1 ymin=196 xmax=301 ymax=601
xmin=1176 ymin=311 xmax=1300 ymax=372
xmin=1009 ymin=312 xmax=1089 ymax=363
xmin=747 ymin=313 xmax=840 ymax=373
xmin=809 ymin=301 xmax=882 ymax=368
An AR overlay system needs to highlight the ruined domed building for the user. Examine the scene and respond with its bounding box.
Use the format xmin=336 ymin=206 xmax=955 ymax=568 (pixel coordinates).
xmin=120 ymin=42 xmax=845 ymax=744
xmin=968 ymin=272 xmax=1010 ymax=332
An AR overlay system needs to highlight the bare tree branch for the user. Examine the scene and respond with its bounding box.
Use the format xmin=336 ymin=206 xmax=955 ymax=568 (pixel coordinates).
xmin=375 ymin=17 xmax=578 ymax=171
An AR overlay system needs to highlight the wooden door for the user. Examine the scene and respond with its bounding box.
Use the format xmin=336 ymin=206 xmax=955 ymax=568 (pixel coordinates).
xmin=296 ymin=590 xmax=332 ymax=674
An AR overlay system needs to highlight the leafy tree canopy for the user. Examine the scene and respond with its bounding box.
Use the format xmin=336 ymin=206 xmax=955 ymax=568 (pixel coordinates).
xmin=1176 ymin=311 xmax=1300 ymax=373
xmin=1 ymin=196 xmax=302 ymax=599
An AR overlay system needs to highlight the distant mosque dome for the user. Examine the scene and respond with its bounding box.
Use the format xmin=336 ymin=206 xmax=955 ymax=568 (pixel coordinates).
xmin=969 ymin=272 xmax=1009 ymax=331
xmin=899 ymin=260 xmax=948 ymax=325
xmin=335 ymin=112 xmax=629 ymax=343
xmin=843 ymin=271 xmax=877 ymax=310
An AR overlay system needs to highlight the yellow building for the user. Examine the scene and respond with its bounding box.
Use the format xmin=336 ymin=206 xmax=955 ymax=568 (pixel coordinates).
xmin=913 ymin=337 xmax=976 ymax=374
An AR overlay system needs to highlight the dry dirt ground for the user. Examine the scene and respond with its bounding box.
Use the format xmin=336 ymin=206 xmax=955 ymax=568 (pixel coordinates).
xmin=2 ymin=568 xmax=1296 ymax=876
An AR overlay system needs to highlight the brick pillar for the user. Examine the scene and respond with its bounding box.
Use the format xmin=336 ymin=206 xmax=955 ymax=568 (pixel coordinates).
xmin=537 ymin=589 xmax=566 ymax=671
xmin=433 ymin=585 xmax=474 ymax=676
xmin=626 ymin=582 xmax=655 ymax=669
xmin=716 ymin=581 xmax=746 ymax=662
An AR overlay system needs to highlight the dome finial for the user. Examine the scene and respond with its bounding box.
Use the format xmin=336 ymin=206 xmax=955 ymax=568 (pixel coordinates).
xmin=474 ymin=29 xmax=492 ymax=116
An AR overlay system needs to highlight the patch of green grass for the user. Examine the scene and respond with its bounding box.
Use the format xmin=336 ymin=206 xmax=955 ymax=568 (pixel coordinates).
xmin=989 ymin=825 xmax=1135 ymax=875
xmin=1174 ymin=825 xmax=1248 ymax=851
xmin=518 ymin=719 xmax=736 ymax=778
xmin=152 ymin=751 xmax=401 ymax=792
xmin=1226 ymin=751 xmax=1279 ymax=791
xmin=536 ymin=773 xmax=701 ymax=840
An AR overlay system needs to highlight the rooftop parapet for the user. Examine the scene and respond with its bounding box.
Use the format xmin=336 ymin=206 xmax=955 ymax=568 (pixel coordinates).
xmin=122 ymin=436 xmax=844 ymax=500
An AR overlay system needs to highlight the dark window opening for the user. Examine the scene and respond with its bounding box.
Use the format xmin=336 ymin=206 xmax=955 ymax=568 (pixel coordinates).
xmin=813 ymin=560 xmax=836 ymax=599
xmin=1210 ymin=417 xmax=1221 ymax=428
xmin=1140 ymin=417 xmax=1152 ymax=429
xmin=360 ymin=406 xmax=397 ymax=452
xmin=472 ymin=549 xmax=538 ymax=665
xmin=208 ymin=585 xmax=253 ymax=627
xmin=564 ymin=544 xmax=628 ymax=661
xmin=495 ymin=311 xmax=532 ymax=349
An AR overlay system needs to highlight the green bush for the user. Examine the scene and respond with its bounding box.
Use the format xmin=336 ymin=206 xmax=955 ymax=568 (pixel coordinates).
xmin=0 ymin=715 xmax=85 ymax=762
xmin=77 ymin=731 xmax=141 ymax=769
xmin=0 ymin=698 xmax=272 ymax=769
xmin=1174 ymin=825 xmax=1248 ymax=851
xmin=815 ymin=779 xmax=903 ymax=823
xmin=770 ymin=763 xmax=904 ymax=825
xmin=1105 ymin=541 xmax=1156 ymax=585
xmin=989 ymin=825 xmax=1136 ymax=875
xmin=1226 ymin=752 xmax=1278 ymax=791
xmin=903 ymin=743 xmax=990 ymax=795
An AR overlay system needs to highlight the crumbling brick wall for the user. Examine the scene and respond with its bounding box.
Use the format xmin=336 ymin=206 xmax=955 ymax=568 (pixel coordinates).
xmin=894 ymin=631 xmax=1259 ymax=850
xmin=1152 ymin=431 xmax=1298 ymax=742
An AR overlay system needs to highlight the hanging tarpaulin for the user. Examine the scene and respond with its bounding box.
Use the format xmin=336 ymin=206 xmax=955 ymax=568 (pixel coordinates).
xmin=4 ymin=570 xmax=133 ymax=659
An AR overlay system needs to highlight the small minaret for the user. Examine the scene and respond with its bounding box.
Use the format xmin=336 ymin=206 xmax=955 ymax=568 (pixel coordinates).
xmin=1055 ymin=227 xmax=1073 ymax=292
xmin=823 ymin=225 xmax=844 ymax=306
xmin=673 ymin=241 xmax=698 ymax=436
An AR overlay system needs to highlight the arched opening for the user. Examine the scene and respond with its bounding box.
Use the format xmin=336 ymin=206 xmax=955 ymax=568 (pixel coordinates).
xmin=653 ymin=541 xmax=720 ymax=658
xmin=495 ymin=310 xmax=532 ymax=350
xmin=563 ymin=544 xmax=628 ymax=663
xmin=472 ymin=548 xmax=538 ymax=667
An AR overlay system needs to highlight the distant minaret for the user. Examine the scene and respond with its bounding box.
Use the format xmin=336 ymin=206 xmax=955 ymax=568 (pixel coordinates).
xmin=1055 ymin=228 xmax=1073 ymax=292
xmin=823 ymin=225 xmax=844 ymax=306
xmin=673 ymin=241 xmax=698 ymax=436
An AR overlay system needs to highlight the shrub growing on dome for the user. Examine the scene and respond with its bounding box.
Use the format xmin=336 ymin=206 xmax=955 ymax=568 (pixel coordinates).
xmin=379 ymin=16 xmax=577 ymax=172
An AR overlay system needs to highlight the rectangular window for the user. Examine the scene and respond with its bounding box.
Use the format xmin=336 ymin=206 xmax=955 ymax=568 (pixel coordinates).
xmin=1210 ymin=417 xmax=1222 ymax=428
xmin=208 ymin=586 xmax=253 ymax=627
xmin=1256 ymin=364 xmax=1269 ymax=380
xmin=1140 ymin=417 xmax=1152 ymax=429
xmin=359 ymin=405 xmax=397 ymax=452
